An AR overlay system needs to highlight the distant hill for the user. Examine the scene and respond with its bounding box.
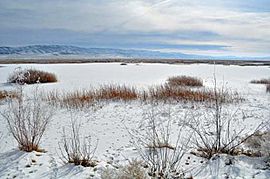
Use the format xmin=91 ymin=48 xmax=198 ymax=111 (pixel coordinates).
xmin=0 ymin=45 xmax=269 ymax=60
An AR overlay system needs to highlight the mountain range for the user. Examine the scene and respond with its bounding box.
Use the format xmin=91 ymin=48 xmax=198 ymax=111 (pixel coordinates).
xmin=0 ymin=45 xmax=269 ymax=60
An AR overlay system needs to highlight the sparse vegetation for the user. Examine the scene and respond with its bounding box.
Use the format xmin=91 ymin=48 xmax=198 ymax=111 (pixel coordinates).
xmin=128 ymin=107 xmax=190 ymax=178
xmin=59 ymin=118 xmax=98 ymax=167
xmin=8 ymin=68 xmax=57 ymax=84
xmin=167 ymin=76 xmax=203 ymax=87
xmin=0 ymin=88 xmax=53 ymax=152
xmin=250 ymin=78 xmax=270 ymax=84
xmin=187 ymin=79 xmax=263 ymax=159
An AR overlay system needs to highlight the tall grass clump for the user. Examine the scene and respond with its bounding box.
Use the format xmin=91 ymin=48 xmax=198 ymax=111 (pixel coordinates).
xmin=147 ymin=84 xmax=241 ymax=103
xmin=46 ymin=85 xmax=139 ymax=109
xmin=167 ymin=76 xmax=203 ymax=87
xmin=96 ymin=84 xmax=138 ymax=101
xmin=0 ymin=87 xmax=54 ymax=152
xmin=8 ymin=68 xmax=57 ymax=84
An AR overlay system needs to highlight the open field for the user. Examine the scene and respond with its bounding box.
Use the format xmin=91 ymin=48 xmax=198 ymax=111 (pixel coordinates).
xmin=0 ymin=62 xmax=269 ymax=178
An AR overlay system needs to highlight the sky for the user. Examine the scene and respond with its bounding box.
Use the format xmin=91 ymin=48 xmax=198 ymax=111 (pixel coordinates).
xmin=0 ymin=0 xmax=270 ymax=57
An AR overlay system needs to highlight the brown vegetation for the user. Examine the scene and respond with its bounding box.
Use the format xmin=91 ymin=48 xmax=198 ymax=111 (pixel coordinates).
xmin=0 ymin=90 xmax=19 ymax=100
xmin=46 ymin=84 xmax=242 ymax=109
xmin=167 ymin=76 xmax=203 ymax=87
xmin=8 ymin=68 xmax=57 ymax=84
xmin=96 ymin=85 xmax=138 ymax=101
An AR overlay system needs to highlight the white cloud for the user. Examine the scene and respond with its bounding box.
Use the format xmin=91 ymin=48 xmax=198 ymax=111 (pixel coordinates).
xmin=0 ymin=0 xmax=269 ymax=56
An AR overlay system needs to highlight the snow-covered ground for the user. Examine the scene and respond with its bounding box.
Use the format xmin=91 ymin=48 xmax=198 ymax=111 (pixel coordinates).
xmin=0 ymin=63 xmax=269 ymax=178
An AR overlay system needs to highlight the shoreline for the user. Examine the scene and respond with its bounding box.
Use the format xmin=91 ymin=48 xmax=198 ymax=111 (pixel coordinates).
xmin=0 ymin=58 xmax=269 ymax=66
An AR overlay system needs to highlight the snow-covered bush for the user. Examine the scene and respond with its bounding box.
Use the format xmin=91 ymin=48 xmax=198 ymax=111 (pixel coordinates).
xmin=59 ymin=118 xmax=98 ymax=167
xmin=100 ymin=160 xmax=148 ymax=179
xmin=1 ymin=87 xmax=54 ymax=152
xmin=128 ymin=106 xmax=190 ymax=178
xmin=8 ymin=67 xmax=57 ymax=84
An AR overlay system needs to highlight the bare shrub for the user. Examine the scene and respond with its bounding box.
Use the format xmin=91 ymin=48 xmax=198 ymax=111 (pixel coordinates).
xmin=0 ymin=90 xmax=19 ymax=100
xmin=267 ymin=84 xmax=270 ymax=93
xmin=167 ymin=76 xmax=203 ymax=87
xmin=187 ymin=79 xmax=264 ymax=159
xmin=128 ymin=107 xmax=191 ymax=178
xmin=0 ymin=87 xmax=53 ymax=152
xmin=250 ymin=78 xmax=270 ymax=84
xmin=59 ymin=118 xmax=98 ymax=167
xmin=8 ymin=68 xmax=57 ymax=84
xmin=101 ymin=160 xmax=148 ymax=179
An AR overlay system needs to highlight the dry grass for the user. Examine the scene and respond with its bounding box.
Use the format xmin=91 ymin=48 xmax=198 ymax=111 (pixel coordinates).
xmin=0 ymin=90 xmax=19 ymax=100
xmin=96 ymin=85 xmax=138 ymax=101
xmin=250 ymin=78 xmax=270 ymax=84
xmin=8 ymin=68 xmax=57 ymax=84
xmin=46 ymin=85 xmax=139 ymax=109
xmin=46 ymin=84 xmax=241 ymax=108
xmin=167 ymin=76 xmax=203 ymax=87
xmin=148 ymin=84 xmax=215 ymax=102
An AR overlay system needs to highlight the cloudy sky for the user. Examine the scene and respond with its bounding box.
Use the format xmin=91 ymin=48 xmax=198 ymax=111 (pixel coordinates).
xmin=0 ymin=0 xmax=269 ymax=57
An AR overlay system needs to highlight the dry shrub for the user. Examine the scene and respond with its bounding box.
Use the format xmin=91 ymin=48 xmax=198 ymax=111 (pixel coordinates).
xmin=96 ymin=85 xmax=138 ymax=101
xmin=0 ymin=88 xmax=53 ymax=152
xmin=0 ymin=90 xmax=19 ymax=100
xmin=8 ymin=68 xmax=57 ymax=84
xmin=128 ymin=107 xmax=190 ymax=178
xmin=59 ymin=118 xmax=98 ymax=167
xmin=167 ymin=76 xmax=203 ymax=87
xmin=187 ymin=80 xmax=263 ymax=159
xmin=267 ymin=84 xmax=270 ymax=93
xmin=250 ymin=78 xmax=270 ymax=84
